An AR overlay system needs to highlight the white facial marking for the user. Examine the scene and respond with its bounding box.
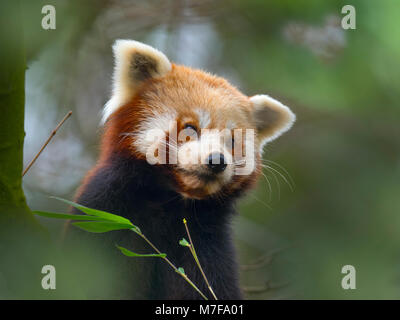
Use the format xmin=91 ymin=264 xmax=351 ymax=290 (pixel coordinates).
xmin=226 ymin=120 xmax=236 ymax=130
xmin=134 ymin=110 xmax=177 ymax=155
xmin=195 ymin=109 xmax=211 ymax=129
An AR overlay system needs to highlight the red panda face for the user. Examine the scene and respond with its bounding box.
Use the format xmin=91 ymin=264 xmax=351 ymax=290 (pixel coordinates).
xmin=101 ymin=40 xmax=295 ymax=200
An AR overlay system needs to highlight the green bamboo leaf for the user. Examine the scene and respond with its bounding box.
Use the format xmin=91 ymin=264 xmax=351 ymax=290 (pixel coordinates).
xmin=116 ymin=245 xmax=166 ymax=258
xmin=131 ymin=225 xmax=142 ymax=235
xmin=33 ymin=211 xmax=109 ymax=221
xmin=177 ymin=267 xmax=185 ymax=275
xmin=51 ymin=196 xmax=133 ymax=225
xmin=179 ymin=238 xmax=190 ymax=247
xmin=72 ymin=221 xmax=134 ymax=233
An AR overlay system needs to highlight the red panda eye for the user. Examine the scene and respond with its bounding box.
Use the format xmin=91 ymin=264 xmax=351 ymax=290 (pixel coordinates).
xmin=183 ymin=124 xmax=198 ymax=133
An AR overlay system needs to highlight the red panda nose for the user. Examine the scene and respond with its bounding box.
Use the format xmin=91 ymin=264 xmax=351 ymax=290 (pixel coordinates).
xmin=207 ymin=153 xmax=227 ymax=173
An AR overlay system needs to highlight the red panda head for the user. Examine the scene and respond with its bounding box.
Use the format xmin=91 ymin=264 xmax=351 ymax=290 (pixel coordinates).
xmin=101 ymin=40 xmax=295 ymax=200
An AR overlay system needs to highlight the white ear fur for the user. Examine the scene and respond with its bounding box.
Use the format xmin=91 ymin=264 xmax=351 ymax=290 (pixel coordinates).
xmin=102 ymin=40 xmax=172 ymax=123
xmin=250 ymin=94 xmax=296 ymax=150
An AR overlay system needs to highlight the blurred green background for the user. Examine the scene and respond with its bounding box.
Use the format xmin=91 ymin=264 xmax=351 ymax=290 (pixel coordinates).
xmin=20 ymin=0 xmax=400 ymax=299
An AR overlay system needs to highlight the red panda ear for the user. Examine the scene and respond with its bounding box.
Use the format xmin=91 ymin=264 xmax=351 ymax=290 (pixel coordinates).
xmin=250 ymin=95 xmax=296 ymax=150
xmin=102 ymin=40 xmax=172 ymax=123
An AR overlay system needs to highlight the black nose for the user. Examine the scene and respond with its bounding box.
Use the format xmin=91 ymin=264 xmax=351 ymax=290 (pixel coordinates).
xmin=207 ymin=153 xmax=227 ymax=173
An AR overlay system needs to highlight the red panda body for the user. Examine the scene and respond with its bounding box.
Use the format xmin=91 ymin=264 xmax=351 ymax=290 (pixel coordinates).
xmin=71 ymin=40 xmax=295 ymax=299
xmin=73 ymin=152 xmax=244 ymax=299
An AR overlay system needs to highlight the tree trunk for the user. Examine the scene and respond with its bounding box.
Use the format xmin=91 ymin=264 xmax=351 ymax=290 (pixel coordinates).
xmin=0 ymin=0 xmax=38 ymax=226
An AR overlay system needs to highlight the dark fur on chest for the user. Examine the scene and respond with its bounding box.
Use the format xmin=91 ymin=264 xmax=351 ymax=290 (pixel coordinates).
xmin=71 ymin=153 xmax=243 ymax=299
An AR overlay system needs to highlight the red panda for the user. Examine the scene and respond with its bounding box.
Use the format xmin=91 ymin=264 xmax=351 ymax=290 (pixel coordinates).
xmin=71 ymin=40 xmax=295 ymax=299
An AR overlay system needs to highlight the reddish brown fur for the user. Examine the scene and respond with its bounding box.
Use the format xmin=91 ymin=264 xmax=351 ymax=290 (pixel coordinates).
xmin=80 ymin=64 xmax=263 ymax=201
xmin=68 ymin=43 xmax=294 ymax=299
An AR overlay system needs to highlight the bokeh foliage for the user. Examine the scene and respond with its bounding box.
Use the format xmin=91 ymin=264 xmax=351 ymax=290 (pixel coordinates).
xmin=14 ymin=0 xmax=400 ymax=299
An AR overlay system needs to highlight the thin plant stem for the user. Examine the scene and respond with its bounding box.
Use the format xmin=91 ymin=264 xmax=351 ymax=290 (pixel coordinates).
xmin=22 ymin=111 xmax=72 ymax=177
xmin=183 ymin=218 xmax=218 ymax=300
xmin=133 ymin=229 xmax=208 ymax=300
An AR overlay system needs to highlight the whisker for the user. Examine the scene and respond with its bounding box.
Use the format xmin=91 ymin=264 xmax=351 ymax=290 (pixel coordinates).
xmin=265 ymin=166 xmax=281 ymax=200
xmin=158 ymin=141 xmax=178 ymax=152
xmin=160 ymin=194 xmax=181 ymax=205
xmin=261 ymin=163 xmax=294 ymax=192
xmin=168 ymin=136 xmax=178 ymax=145
xmin=248 ymin=192 xmax=272 ymax=210
xmin=118 ymin=132 xmax=135 ymax=145
xmin=260 ymin=171 xmax=272 ymax=202
xmin=263 ymin=159 xmax=296 ymax=188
